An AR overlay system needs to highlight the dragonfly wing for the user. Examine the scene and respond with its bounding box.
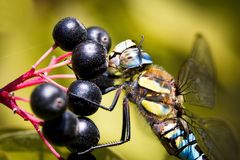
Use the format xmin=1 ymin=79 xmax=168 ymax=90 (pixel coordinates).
xmin=186 ymin=115 xmax=239 ymax=160
xmin=177 ymin=34 xmax=215 ymax=108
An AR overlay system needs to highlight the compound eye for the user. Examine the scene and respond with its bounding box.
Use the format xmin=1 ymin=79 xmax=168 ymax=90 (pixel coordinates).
xmin=120 ymin=48 xmax=140 ymax=69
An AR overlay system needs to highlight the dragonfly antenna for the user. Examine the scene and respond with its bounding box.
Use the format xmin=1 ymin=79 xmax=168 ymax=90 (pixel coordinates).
xmin=137 ymin=35 xmax=145 ymax=66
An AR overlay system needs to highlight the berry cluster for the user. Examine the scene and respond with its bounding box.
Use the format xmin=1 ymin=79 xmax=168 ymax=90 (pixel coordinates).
xmin=30 ymin=81 xmax=101 ymax=153
xmin=30 ymin=17 xmax=113 ymax=158
xmin=0 ymin=16 xmax=124 ymax=160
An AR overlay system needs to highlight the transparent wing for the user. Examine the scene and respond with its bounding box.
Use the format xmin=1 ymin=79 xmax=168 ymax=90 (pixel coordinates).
xmin=177 ymin=34 xmax=215 ymax=108
xmin=184 ymin=113 xmax=239 ymax=160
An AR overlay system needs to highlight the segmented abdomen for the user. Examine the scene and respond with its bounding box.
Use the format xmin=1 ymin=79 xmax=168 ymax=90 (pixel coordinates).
xmin=152 ymin=120 xmax=208 ymax=160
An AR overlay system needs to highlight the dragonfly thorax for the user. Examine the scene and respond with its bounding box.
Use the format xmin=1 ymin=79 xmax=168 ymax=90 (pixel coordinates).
xmin=127 ymin=65 xmax=179 ymax=120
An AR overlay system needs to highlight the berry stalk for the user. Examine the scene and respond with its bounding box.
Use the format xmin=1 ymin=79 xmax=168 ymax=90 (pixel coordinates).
xmin=0 ymin=17 xmax=113 ymax=160
xmin=0 ymin=45 xmax=74 ymax=160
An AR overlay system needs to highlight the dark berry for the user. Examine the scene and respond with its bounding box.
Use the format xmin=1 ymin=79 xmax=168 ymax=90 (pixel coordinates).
xmin=53 ymin=17 xmax=87 ymax=51
xmin=42 ymin=111 xmax=79 ymax=146
xmin=88 ymin=71 xmax=114 ymax=91
xmin=67 ymin=117 xmax=100 ymax=153
xmin=72 ymin=40 xmax=107 ymax=79
xmin=30 ymin=83 xmax=67 ymax=120
xmin=67 ymin=80 xmax=102 ymax=116
xmin=87 ymin=26 xmax=111 ymax=52
xmin=67 ymin=153 xmax=96 ymax=160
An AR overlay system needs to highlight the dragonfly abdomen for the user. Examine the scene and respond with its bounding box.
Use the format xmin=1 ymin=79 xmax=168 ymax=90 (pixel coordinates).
xmin=152 ymin=120 xmax=208 ymax=160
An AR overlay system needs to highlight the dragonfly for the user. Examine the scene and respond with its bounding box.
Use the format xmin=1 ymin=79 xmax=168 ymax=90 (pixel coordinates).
xmin=75 ymin=34 xmax=238 ymax=160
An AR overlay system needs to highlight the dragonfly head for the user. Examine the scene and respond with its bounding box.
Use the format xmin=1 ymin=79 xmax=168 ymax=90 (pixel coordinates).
xmin=108 ymin=39 xmax=152 ymax=76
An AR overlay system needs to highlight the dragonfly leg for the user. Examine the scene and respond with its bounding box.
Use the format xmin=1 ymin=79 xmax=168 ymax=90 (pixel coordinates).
xmin=68 ymin=85 xmax=123 ymax=111
xmin=76 ymin=97 xmax=131 ymax=155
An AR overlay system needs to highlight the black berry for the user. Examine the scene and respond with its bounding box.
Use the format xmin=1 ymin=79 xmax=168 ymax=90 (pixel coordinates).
xmin=67 ymin=117 xmax=100 ymax=153
xmin=72 ymin=40 xmax=107 ymax=79
xmin=67 ymin=80 xmax=102 ymax=116
xmin=88 ymin=71 xmax=114 ymax=91
xmin=53 ymin=17 xmax=87 ymax=51
xmin=30 ymin=83 xmax=67 ymax=120
xmin=42 ymin=111 xmax=79 ymax=146
xmin=87 ymin=26 xmax=111 ymax=52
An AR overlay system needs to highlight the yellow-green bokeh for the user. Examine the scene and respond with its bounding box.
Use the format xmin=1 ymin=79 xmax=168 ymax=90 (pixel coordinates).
xmin=0 ymin=0 xmax=240 ymax=159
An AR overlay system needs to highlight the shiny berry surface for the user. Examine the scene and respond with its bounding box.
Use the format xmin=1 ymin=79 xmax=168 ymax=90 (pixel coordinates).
xmin=72 ymin=40 xmax=107 ymax=78
xmin=53 ymin=17 xmax=87 ymax=51
xmin=67 ymin=117 xmax=100 ymax=153
xmin=42 ymin=111 xmax=78 ymax=146
xmin=30 ymin=83 xmax=67 ymax=120
xmin=89 ymin=71 xmax=114 ymax=91
xmin=87 ymin=26 xmax=111 ymax=52
xmin=67 ymin=80 xmax=102 ymax=116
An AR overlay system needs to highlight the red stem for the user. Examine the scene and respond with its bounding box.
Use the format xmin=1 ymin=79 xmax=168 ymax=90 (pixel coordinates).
xmin=1 ymin=68 xmax=36 ymax=92
xmin=15 ymin=77 xmax=47 ymax=90
xmin=14 ymin=96 xmax=30 ymax=103
xmin=48 ymin=74 xmax=76 ymax=79
xmin=0 ymin=45 xmax=74 ymax=160
xmin=15 ymin=74 xmax=75 ymax=91
xmin=32 ymin=122 xmax=64 ymax=160
xmin=0 ymin=97 xmax=43 ymax=126
xmin=54 ymin=52 xmax=72 ymax=63
xmin=32 ymin=44 xmax=58 ymax=69
xmin=4 ymin=99 xmax=62 ymax=159
xmin=39 ymin=74 xmax=68 ymax=92
xmin=36 ymin=60 xmax=71 ymax=74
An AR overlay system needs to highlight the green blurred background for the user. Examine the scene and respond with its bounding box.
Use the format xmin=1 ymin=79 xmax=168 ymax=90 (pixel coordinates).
xmin=0 ymin=0 xmax=240 ymax=159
